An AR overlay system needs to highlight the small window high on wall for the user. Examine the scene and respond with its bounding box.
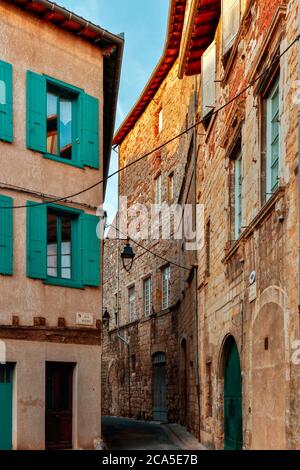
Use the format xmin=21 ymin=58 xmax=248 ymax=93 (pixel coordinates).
xmin=201 ymin=40 xmax=216 ymax=121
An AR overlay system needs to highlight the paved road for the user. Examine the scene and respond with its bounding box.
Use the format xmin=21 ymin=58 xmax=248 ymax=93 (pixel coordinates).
xmin=102 ymin=416 xmax=182 ymax=450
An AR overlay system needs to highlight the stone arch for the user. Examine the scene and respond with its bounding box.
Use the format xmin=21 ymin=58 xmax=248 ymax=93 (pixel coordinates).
xmin=217 ymin=333 xmax=241 ymax=379
xmin=250 ymin=298 xmax=286 ymax=449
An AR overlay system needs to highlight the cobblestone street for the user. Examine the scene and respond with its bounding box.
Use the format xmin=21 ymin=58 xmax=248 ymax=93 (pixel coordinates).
xmin=102 ymin=417 xmax=205 ymax=451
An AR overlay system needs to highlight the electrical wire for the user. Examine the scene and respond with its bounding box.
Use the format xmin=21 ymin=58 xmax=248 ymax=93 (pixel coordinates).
xmin=0 ymin=34 xmax=298 ymax=211
xmin=107 ymin=223 xmax=191 ymax=271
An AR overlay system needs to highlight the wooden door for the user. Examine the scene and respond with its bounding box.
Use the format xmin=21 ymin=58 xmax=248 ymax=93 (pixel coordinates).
xmin=0 ymin=364 xmax=13 ymax=450
xmin=45 ymin=362 xmax=73 ymax=450
xmin=152 ymin=353 xmax=167 ymax=422
xmin=224 ymin=340 xmax=243 ymax=450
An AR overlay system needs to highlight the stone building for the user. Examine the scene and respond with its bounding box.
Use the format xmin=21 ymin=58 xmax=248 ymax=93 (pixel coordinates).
xmin=102 ymin=0 xmax=201 ymax=437
xmin=103 ymin=0 xmax=300 ymax=450
xmin=179 ymin=0 xmax=300 ymax=450
xmin=0 ymin=0 xmax=123 ymax=449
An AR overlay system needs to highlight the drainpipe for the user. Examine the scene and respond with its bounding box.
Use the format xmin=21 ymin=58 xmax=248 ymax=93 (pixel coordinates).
xmin=193 ymin=75 xmax=201 ymax=439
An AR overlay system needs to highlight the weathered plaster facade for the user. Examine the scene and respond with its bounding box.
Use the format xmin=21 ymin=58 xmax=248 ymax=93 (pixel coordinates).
xmin=0 ymin=0 xmax=122 ymax=450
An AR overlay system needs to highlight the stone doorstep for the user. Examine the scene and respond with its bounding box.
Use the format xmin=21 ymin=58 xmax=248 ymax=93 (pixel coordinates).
xmin=161 ymin=423 xmax=207 ymax=451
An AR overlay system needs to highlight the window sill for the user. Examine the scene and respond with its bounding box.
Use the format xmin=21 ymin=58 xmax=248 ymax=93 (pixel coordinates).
xmin=43 ymin=153 xmax=84 ymax=169
xmin=44 ymin=277 xmax=84 ymax=289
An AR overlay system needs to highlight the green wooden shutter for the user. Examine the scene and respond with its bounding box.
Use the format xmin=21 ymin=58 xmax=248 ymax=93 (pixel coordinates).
xmin=0 ymin=195 xmax=13 ymax=275
xmin=81 ymin=213 xmax=100 ymax=286
xmin=0 ymin=60 xmax=13 ymax=143
xmin=81 ymin=93 xmax=99 ymax=169
xmin=26 ymin=71 xmax=47 ymax=153
xmin=26 ymin=201 xmax=47 ymax=279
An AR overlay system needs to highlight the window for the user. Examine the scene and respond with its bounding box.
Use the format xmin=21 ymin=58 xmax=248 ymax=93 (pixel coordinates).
xmin=205 ymin=220 xmax=210 ymax=276
xmin=0 ymin=195 xmax=13 ymax=276
xmin=47 ymin=212 xmax=73 ymax=280
xmin=158 ymin=108 xmax=163 ymax=133
xmin=27 ymin=202 xmax=100 ymax=287
xmin=168 ymin=173 xmax=174 ymax=203
xmin=162 ymin=266 xmax=170 ymax=310
xmin=201 ymin=40 xmax=216 ymax=119
xmin=27 ymin=71 xmax=99 ymax=168
xmin=47 ymin=89 xmax=74 ymax=160
xmin=155 ymin=174 xmax=162 ymax=205
xmin=230 ymin=151 xmax=243 ymax=240
xmin=131 ymin=354 xmax=136 ymax=373
xmin=0 ymin=60 xmax=13 ymax=143
xmin=265 ymin=77 xmax=280 ymax=197
xmin=128 ymin=286 xmax=136 ymax=322
xmin=222 ymin=0 xmax=241 ymax=55
xmin=144 ymin=277 xmax=152 ymax=317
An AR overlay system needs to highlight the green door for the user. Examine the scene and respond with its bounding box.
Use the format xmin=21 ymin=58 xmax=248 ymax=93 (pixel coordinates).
xmin=0 ymin=364 xmax=13 ymax=450
xmin=224 ymin=340 xmax=243 ymax=450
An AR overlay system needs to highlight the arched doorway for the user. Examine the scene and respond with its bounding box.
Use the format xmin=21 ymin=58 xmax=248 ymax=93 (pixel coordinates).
xmin=179 ymin=338 xmax=187 ymax=425
xmin=152 ymin=352 xmax=167 ymax=422
xmin=223 ymin=337 xmax=243 ymax=450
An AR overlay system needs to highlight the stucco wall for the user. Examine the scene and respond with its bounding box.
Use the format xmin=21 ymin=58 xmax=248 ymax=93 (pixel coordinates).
xmin=6 ymin=339 xmax=101 ymax=450
xmin=0 ymin=1 xmax=104 ymax=328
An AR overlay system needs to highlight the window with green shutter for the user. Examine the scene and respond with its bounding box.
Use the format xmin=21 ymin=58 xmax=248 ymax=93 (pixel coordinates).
xmin=27 ymin=201 xmax=100 ymax=288
xmin=266 ymin=76 xmax=280 ymax=198
xmin=81 ymin=213 xmax=101 ymax=286
xmin=27 ymin=73 xmax=99 ymax=169
xmin=0 ymin=60 xmax=13 ymax=143
xmin=0 ymin=195 xmax=13 ymax=276
xmin=26 ymin=201 xmax=47 ymax=279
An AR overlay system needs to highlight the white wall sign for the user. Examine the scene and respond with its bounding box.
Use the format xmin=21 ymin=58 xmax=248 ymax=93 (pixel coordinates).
xmin=76 ymin=313 xmax=94 ymax=326
xmin=249 ymin=283 xmax=257 ymax=303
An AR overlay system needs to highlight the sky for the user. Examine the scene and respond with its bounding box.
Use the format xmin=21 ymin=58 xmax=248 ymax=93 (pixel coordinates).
xmin=58 ymin=0 xmax=170 ymax=220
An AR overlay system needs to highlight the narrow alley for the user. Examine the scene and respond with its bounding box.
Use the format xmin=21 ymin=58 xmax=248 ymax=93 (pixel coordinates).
xmin=102 ymin=417 xmax=206 ymax=451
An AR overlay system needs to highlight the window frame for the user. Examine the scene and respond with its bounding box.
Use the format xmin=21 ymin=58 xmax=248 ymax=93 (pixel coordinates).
xmin=168 ymin=172 xmax=174 ymax=203
xmin=45 ymin=76 xmax=83 ymax=168
xmin=230 ymin=149 xmax=243 ymax=241
xmin=143 ymin=277 xmax=152 ymax=317
xmin=128 ymin=285 xmax=136 ymax=322
xmin=265 ymin=76 xmax=280 ymax=199
xmin=158 ymin=108 xmax=163 ymax=134
xmin=47 ymin=211 xmax=74 ymax=282
xmin=155 ymin=173 xmax=162 ymax=205
xmin=45 ymin=204 xmax=83 ymax=289
xmin=162 ymin=265 xmax=170 ymax=310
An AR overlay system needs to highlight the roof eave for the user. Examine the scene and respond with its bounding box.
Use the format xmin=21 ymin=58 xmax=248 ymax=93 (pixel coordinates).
xmin=113 ymin=0 xmax=187 ymax=147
